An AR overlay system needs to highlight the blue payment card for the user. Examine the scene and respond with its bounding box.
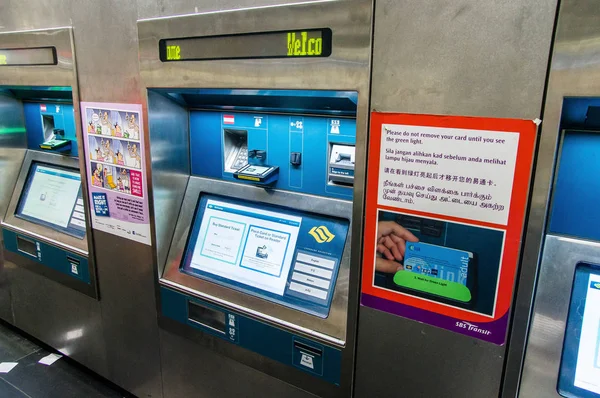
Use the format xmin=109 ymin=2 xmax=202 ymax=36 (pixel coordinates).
xmin=403 ymin=242 xmax=472 ymax=285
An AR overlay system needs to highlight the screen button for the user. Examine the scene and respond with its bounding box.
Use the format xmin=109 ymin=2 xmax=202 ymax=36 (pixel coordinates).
xmin=70 ymin=218 xmax=85 ymax=228
xmin=72 ymin=211 xmax=85 ymax=221
xmin=294 ymin=262 xmax=332 ymax=280
xmin=296 ymin=253 xmax=335 ymax=270
xmin=289 ymin=282 xmax=328 ymax=300
xmin=292 ymin=272 xmax=330 ymax=290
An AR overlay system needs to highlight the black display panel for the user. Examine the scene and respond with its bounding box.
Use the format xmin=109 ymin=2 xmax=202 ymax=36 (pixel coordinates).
xmin=159 ymin=29 xmax=332 ymax=61
xmin=15 ymin=162 xmax=86 ymax=239
xmin=0 ymin=47 xmax=57 ymax=66
xmin=558 ymin=263 xmax=600 ymax=397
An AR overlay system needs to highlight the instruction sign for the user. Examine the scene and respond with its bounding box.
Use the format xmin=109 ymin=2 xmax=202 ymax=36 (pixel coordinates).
xmin=81 ymin=102 xmax=151 ymax=245
xmin=361 ymin=112 xmax=537 ymax=344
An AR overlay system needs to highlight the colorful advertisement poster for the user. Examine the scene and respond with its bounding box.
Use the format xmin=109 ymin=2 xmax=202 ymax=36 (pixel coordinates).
xmin=81 ymin=102 xmax=150 ymax=245
xmin=361 ymin=113 xmax=537 ymax=344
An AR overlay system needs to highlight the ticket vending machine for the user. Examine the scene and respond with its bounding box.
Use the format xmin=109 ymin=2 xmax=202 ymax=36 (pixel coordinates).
xmin=138 ymin=1 xmax=371 ymax=397
xmin=0 ymin=29 xmax=105 ymax=374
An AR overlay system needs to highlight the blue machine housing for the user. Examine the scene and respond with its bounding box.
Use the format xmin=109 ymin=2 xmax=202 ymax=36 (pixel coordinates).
xmin=24 ymin=101 xmax=78 ymax=157
xmin=149 ymin=88 xmax=357 ymax=385
xmin=2 ymin=229 xmax=90 ymax=284
xmin=549 ymin=97 xmax=600 ymax=241
xmin=161 ymin=287 xmax=342 ymax=385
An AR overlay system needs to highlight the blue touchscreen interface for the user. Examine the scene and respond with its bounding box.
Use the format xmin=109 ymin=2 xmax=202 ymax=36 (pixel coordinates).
xmin=16 ymin=162 xmax=86 ymax=239
xmin=180 ymin=194 xmax=349 ymax=318
xmin=558 ymin=263 xmax=600 ymax=398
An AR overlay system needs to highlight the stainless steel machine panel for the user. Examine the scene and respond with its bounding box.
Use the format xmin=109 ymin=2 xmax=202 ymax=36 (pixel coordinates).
xmin=355 ymin=1 xmax=558 ymax=398
xmin=0 ymin=92 xmax=27 ymax=323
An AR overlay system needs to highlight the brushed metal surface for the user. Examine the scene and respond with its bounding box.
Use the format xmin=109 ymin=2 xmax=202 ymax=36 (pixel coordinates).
xmin=357 ymin=1 xmax=557 ymax=398
xmin=7 ymin=261 xmax=108 ymax=378
xmin=163 ymin=177 xmax=352 ymax=344
xmin=139 ymin=1 xmax=372 ymax=396
xmin=519 ymin=236 xmax=600 ymax=397
xmin=370 ymin=0 xmax=557 ymax=119
xmin=158 ymin=326 xmax=316 ymax=398
xmin=355 ymin=307 xmax=505 ymax=398
xmin=147 ymin=90 xmax=189 ymax=273
xmin=137 ymin=0 xmax=317 ymax=19
xmin=0 ymin=28 xmax=75 ymax=88
xmin=514 ymin=0 xmax=600 ymax=395
xmin=0 ymin=93 xmax=26 ymax=324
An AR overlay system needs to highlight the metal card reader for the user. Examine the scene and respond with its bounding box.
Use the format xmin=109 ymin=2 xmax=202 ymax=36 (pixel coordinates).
xmin=328 ymin=144 xmax=355 ymax=186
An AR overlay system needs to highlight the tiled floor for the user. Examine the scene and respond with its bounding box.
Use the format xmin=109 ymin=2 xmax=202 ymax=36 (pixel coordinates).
xmin=0 ymin=321 xmax=131 ymax=398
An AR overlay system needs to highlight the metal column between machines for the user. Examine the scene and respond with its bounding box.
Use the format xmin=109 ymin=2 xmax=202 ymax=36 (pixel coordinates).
xmin=138 ymin=1 xmax=372 ymax=397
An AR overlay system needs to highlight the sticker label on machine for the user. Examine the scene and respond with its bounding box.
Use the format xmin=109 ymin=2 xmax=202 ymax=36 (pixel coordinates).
xmin=80 ymin=102 xmax=151 ymax=245
xmin=360 ymin=112 xmax=537 ymax=345
xmin=181 ymin=195 xmax=349 ymax=318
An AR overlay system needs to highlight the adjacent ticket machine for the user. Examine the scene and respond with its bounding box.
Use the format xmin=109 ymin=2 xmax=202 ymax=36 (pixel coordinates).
xmin=511 ymin=1 xmax=600 ymax=397
xmin=0 ymin=29 xmax=104 ymax=373
xmin=138 ymin=1 xmax=372 ymax=396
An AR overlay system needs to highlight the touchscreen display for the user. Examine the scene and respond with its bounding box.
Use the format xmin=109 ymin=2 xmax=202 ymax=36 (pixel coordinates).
xmin=181 ymin=194 xmax=350 ymax=317
xmin=16 ymin=162 xmax=86 ymax=239
xmin=186 ymin=198 xmax=301 ymax=295
xmin=559 ymin=263 xmax=600 ymax=397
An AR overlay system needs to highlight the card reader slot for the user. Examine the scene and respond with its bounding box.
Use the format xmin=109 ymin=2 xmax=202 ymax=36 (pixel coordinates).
xmin=188 ymin=301 xmax=226 ymax=334
xmin=16 ymin=236 xmax=37 ymax=257
xmin=293 ymin=341 xmax=322 ymax=357
xmin=395 ymin=215 xmax=421 ymax=231
xmin=66 ymin=256 xmax=80 ymax=266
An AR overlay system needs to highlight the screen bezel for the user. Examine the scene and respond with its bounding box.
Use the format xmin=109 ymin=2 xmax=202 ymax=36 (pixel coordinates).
xmin=15 ymin=161 xmax=86 ymax=240
xmin=558 ymin=262 xmax=600 ymax=398
xmin=179 ymin=193 xmax=348 ymax=318
xmin=0 ymin=46 xmax=57 ymax=66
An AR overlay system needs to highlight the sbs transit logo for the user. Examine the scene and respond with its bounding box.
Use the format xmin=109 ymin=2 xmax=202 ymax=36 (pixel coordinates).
xmin=309 ymin=226 xmax=335 ymax=243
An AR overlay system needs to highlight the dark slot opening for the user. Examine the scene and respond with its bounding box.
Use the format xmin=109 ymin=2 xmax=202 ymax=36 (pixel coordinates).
xmin=16 ymin=236 xmax=36 ymax=257
xmin=293 ymin=341 xmax=322 ymax=357
xmin=188 ymin=301 xmax=226 ymax=334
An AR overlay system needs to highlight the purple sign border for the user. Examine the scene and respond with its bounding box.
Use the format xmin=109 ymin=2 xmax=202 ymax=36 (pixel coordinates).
xmin=361 ymin=293 xmax=509 ymax=345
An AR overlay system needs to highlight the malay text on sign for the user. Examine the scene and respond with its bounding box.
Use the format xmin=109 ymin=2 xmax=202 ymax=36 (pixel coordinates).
xmin=377 ymin=124 xmax=519 ymax=225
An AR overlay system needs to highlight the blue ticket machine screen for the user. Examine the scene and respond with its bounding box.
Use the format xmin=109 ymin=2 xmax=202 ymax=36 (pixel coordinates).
xmin=181 ymin=194 xmax=349 ymax=318
xmin=559 ymin=263 xmax=600 ymax=397
xmin=16 ymin=162 xmax=86 ymax=239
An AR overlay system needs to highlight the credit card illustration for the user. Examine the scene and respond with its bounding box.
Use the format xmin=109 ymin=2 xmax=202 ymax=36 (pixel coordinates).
xmin=403 ymin=242 xmax=472 ymax=285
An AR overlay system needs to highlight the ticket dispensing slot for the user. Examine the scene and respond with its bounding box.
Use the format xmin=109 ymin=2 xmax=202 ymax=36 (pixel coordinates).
xmin=188 ymin=300 xmax=226 ymax=334
xmin=328 ymin=144 xmax=355 ymax=186
xmin=224 ymin=129 xmax=248 ymax=172
xmin=39 ymin=107 xmax=72 ymax=152
xmin=16 ymin=235 xmax=36 ymax=257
